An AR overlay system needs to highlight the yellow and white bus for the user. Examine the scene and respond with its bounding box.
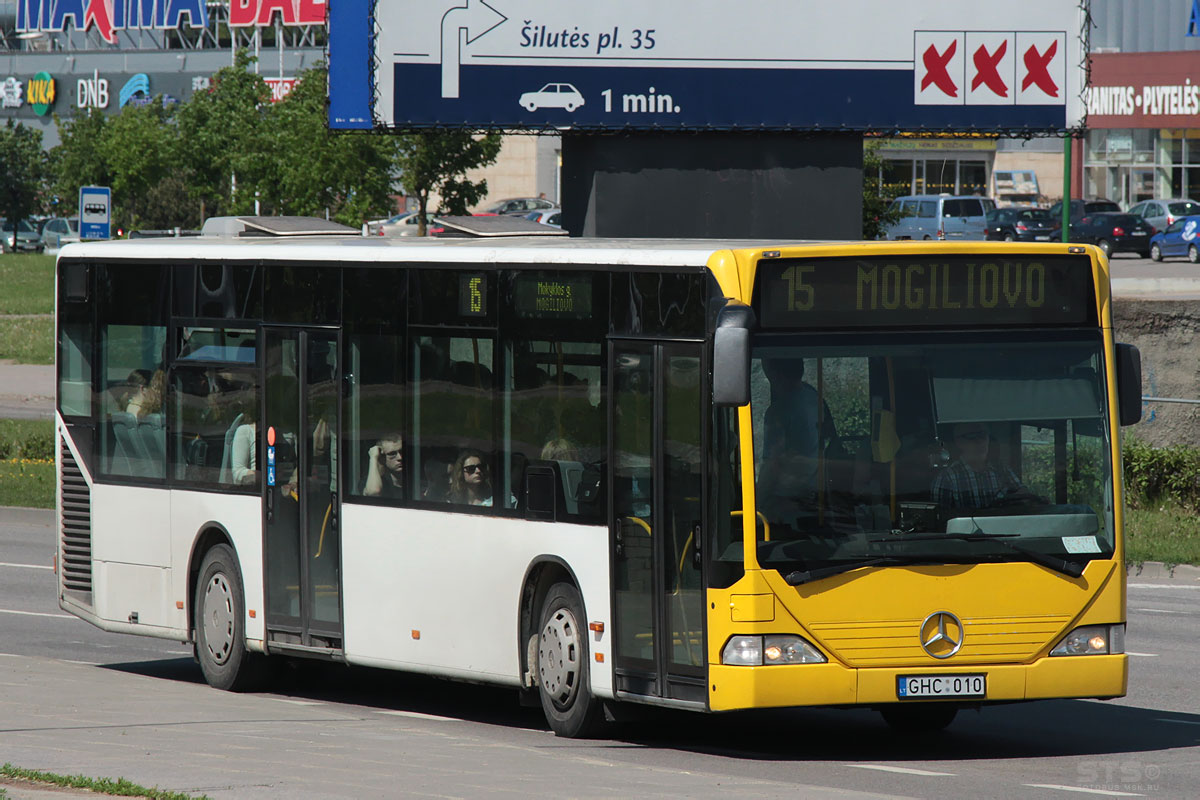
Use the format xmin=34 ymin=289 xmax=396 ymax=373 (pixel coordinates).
xmin=54 ymin=222 xmax=1141 ymax=736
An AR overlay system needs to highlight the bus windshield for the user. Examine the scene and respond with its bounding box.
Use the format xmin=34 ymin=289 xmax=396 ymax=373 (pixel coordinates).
xmin=747 ymin=329 xmax=1113 ymax=578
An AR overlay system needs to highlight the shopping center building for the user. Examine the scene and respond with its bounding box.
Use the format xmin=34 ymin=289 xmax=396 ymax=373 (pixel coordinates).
xmin=0 ymin=1 xmax=559 ymax=209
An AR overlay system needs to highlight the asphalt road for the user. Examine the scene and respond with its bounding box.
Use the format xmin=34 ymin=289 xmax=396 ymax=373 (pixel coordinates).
xmin=0 ymin=509 xmax=1198 ymax=799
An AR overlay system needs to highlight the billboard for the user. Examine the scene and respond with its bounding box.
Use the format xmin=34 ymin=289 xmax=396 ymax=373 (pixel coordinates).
xmin=329 ymin=0 xmax=1087 ymax=133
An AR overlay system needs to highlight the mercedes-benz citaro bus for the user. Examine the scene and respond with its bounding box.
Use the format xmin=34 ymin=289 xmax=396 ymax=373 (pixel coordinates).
xmin=54 ymin=217 xmax=1142 ymax=737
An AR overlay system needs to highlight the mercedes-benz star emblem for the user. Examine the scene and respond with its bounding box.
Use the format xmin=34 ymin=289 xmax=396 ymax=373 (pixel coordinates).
xmin=920 ymin=611 xmax=964 ymax=659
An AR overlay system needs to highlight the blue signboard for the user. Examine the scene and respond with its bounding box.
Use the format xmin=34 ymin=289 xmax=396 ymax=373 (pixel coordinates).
xmin=329 ymin=1 xmax=1086 ymax=133
xmin=78 ymin=186 xmax=111 ymax=240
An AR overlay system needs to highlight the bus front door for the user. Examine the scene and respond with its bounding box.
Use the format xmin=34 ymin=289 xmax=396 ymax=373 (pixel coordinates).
xmin=262 ymin=327 xmax=343 ymax=653
xmin=611 ymin=341 xmax=707 ymax=704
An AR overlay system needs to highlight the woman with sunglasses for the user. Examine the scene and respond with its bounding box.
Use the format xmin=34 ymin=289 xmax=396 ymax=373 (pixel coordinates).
xmin=449 ymin=449 xmax=494 ymax=506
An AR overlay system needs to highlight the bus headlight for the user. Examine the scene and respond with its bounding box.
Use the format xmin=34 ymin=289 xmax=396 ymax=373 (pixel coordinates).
xmin=1049 ymin=624 xmax=1125 ymax=656
xmin=721 ymin=635 xmax=827 ymax=665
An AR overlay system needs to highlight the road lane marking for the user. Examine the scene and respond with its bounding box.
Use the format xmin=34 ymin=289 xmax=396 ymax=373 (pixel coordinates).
xmin=0 ymin=562 xmax=53 ymax=570
xmin=272 ymin=698 xmax=321 ymax=706
xmin=0 ymin=608 xmax=74 ymax=619
xmin=1133 ymin=608 xmax=1183 ymax=614
xmin=1024 ymin=785 xmax=1143 ymax=797
xmin=1158 ymin=718 xmax=1200 ymax=726
xmin=379 ymin=709 xmax=462 ymax=723
xmin=845 ymin=764 xmax=954 ymax=776
xmin=1127 ymin=652 xmax=1159 ymax=657
xmin=1128 ymin=583 xmax=1200 ymax=589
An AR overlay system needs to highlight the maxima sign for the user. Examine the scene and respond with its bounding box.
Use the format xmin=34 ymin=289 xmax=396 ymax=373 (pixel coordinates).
xmin=16 ymin=0 xmax=326 ymax=43
xmin=329 ymin=0 xmax=1086 ymax=132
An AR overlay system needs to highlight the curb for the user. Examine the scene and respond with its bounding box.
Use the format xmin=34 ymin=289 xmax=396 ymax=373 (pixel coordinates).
xmin=1127 ymin=561 xmax=1200 ymax=581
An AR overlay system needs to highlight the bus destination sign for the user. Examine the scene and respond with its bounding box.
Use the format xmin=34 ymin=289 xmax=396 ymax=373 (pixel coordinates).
xmin=513 ymin=275 xmax=593 ymax=320
xmin=755 ymin=256 xmax=1096 ymax=329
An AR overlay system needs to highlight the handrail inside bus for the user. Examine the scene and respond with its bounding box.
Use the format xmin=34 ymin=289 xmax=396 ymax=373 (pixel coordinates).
xmin=731 ymin=509 xmax=770 ymax=542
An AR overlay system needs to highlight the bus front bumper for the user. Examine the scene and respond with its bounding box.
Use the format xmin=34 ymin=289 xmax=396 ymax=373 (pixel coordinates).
xmin=708 ymin=654 xmax=1127 ymax=711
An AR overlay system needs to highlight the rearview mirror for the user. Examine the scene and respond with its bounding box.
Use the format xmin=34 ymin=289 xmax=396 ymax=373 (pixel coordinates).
xmin=713 ymin=302 xmax=756 ymax=407
xmin=1115 ymin=343 xmax=1142 ymax=427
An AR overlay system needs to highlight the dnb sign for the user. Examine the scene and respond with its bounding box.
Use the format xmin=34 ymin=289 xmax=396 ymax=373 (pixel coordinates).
xmin=329 ymin=0 xmax=1085 ymax=133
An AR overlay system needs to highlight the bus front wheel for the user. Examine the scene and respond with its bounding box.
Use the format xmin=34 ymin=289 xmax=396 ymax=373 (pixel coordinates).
xmin=537 ymin=583 xmax=603 ymax=737
xmin=195 ymin=544 xmax=266 ymax=692
xmin=880 ymin=703 xmax=958 ymax=733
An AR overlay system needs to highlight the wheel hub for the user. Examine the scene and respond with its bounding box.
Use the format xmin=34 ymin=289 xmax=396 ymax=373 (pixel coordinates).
xmin=538 ymin=607 xmax=581 ymax=708
xmin=202 ymin=573 xmax=235 ymax=665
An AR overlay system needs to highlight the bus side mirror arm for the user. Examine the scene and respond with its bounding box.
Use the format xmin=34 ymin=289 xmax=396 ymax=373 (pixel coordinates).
xmin=1115 ymin=342 xmax=1142 ymax=427
xmin=713 ymin=302 xmax=756 ymax=407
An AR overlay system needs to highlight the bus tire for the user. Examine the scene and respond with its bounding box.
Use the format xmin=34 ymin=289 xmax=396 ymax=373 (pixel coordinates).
xmin=879 ymin=703 xmax=958 ymax=733
xmin=537 ymin=582 xmax=603 ymax=738
xmin=195 ymin=544 xmax=265 ymax=692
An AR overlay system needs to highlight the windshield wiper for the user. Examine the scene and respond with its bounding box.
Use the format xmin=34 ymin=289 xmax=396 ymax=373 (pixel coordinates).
xmin=785 ymin=556 xmax=931 ymax=586
xmin=870 ymin=531 xmax=1085 ymax=578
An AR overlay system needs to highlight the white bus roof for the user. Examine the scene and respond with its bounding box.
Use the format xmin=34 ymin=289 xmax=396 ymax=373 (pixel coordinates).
xmin=59 ymin=234 xmax=834 ymax=269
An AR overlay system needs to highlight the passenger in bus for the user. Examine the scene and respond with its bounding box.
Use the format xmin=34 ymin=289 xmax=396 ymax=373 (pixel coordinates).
xmin=448 ymin=450 xmax=494 ymax=506
xmin=540 ymin=437 xmax=579 ymax=462
xmin=931 ymin=422 xmax=1037 ymax=510
xmin=125 ymin=369 xmax=165 ymax=418
xmin=363 ymin=433 xmax=405 ymax=498
xmin=230 ymin=405 xmax=259 ymax=485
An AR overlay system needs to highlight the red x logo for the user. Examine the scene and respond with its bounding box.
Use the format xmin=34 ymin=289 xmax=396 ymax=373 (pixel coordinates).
xmin=921 ymin=40 xmax=958 ymax=97
xmin=1022 ymin=40 xmax=1059 ymax=97
xmin=971 ymin=40 xmax=1008 ymax=97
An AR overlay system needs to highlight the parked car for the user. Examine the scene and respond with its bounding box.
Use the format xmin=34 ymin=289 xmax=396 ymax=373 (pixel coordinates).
xmin=1126 ymin=197 xmax=1200 ymax=232
xmin=0 ymin=218 xmax=45 ymax=253
xmin=1068 ymin=212 xmax=1155 ymax=258
xmin=481 ymin=197 xmax=557 ymax=216
xmin=525 ymin=208 xmax=562 ymax=227
xmin=371 ymin=211 xmax=441 ymax=237
xmin=1148 ymin=214 xmax=1200 ymax=262
xmin=1047 ymin=198 xmax=1121 ymax=224
xmin=882 ymin=195 xmax=996 ymax=240
xmin=984 ymin=206 xmax=1057 ymax=241
xmin=40 ymin=217 xmax=80 ymax=249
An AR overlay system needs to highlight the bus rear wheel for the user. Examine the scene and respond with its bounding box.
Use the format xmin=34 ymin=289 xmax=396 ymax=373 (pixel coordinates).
xmin=537 ymin=583 xmax=603 ymax=738
xmin=195 ymin=544 xmax=267 ymax=692
xmin=880 ymin=703 xmax=958 ymax=733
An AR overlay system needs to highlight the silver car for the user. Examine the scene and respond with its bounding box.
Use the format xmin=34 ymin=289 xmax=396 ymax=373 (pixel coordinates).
xmin=40 ymin=217 xmax=80 ymax=250
xmin=0 ymin=218 xmax=44 ymax=253
xmin=1126 ymin=197 xmax=1200 ymax=233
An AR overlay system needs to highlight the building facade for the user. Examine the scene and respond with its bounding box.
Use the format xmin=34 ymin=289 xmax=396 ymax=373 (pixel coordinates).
xmin=0 ymin=2 xmax=556 ymax=212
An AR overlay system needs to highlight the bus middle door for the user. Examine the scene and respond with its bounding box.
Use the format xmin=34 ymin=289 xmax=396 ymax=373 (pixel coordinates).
xmin=262 ymin=327 xmax=343 ymax=653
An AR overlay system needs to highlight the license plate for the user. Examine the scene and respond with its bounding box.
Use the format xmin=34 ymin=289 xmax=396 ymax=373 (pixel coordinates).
xmin=897 ymin=674 xmax=986 ymax=699
xmin=1132 ymin=231 xmax=1147 ymax=236
xmin=1035 ymin=235 xmax=1050 ymax=241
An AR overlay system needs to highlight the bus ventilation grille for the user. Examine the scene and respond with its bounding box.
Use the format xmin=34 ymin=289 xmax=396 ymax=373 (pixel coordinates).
xmin=59 ymin=439 xmax=93 ymax=603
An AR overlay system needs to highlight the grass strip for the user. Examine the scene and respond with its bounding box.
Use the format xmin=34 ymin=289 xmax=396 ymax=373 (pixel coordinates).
xmin=0 ymin=316 xmax=53 ymax=364
xmin=1125 ymin=505 xmax=1200 ymax=567
xmin=0 ymin=254 xmax=55 ymax=315
xmin=0 ymin=763 xmax=209 ymax=799
xmin=0 ymin=459 xmax=54 ymax=509
xmin=0 ymin=418 xmax=54 ymax=461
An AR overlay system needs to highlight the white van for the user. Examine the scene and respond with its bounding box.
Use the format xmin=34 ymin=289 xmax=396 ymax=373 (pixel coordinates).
xmin=883 ymin=195 xmax=997 ymax=240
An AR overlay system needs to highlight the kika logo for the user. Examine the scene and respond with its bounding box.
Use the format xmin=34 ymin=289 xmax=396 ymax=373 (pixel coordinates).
xmin=29 ymin=72 xmax=56 ymax=116
xmin=16 ymin=1 xmax=209 ymax=43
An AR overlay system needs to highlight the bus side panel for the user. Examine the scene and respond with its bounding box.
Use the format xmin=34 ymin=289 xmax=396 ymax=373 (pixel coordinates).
xmin=169 ymin=490 xmax=265 ymax=643
xmin=340 ymin=505 xmax=614 ymax=698
xmin=90 ymin=484 xmax=172 ymax=629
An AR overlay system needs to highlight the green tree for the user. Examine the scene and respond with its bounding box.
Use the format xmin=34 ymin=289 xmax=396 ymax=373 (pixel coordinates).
xmin=100 ymin=101 xmax=181 ymax=232
xmin=394 ymin=132 xmax=502 ymax=235
xmin=862 ymin=139 xmax=902 ymax=240
xmin=260 ymin=65 xmax=398 ymax=225
xmin=175 ymin=50 xmax=270 ymax=220
xmin=50 ymin=108 xmax=112 ymax=216
xmin=0 ymin=120 xmax=49 ymax=250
